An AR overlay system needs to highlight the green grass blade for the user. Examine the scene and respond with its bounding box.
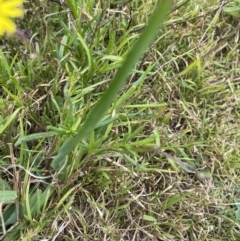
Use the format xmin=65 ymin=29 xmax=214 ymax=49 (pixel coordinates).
xmin=0 ymin=191 xmax=17 ymax=203
xmin=65 ymin=0 xmax=78 ymax=19
xmin=0 ymin=108 xmax=22 ymax=136
xmin=51 ymin=0 xmax=171 ymax=170
xmin=161 ymin=193 xmax=191 ymax=212
xmin=15 ymin=131 xmax=59 ymax=147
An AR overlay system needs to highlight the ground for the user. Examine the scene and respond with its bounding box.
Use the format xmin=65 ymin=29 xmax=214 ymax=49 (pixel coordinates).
xmin=0 ymin=0 xmax=240 ymax=240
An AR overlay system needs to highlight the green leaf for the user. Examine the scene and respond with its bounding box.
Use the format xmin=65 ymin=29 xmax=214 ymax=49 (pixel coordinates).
xmin=65 ymin=0 xmax=78 ymax=19
xmin=0 ymin=107 xmax=22 ymax=136
xmin=143 ymin=215 xmax=157 ymax=223
xmin=161 ymin=193 xmax=190 ymax=212
xmin=224 ymin=6 xmax=240 ymax=18
xmin=0 ymin=190 xmax=17 ymax=203
xmin=51 ymin=0 xmax=171 ymax=170
xmin=15 ymin=131 xmax=59 ymax=147
xmin=123 ymin=154 xmax=148 ymax=171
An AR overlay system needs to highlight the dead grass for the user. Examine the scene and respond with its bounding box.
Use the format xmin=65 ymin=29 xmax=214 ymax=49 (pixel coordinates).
xmin=1 ymin=0 xmax=240 ymax=240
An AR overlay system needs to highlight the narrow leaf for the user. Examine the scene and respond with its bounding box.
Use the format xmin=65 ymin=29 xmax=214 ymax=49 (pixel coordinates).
xmin=0 ymin=108 xmax=22 ymax=136
xmin=0 ymin=190 xmax=17 ymax=203
xmin=51 ymin=1 xmax=171 ymax=170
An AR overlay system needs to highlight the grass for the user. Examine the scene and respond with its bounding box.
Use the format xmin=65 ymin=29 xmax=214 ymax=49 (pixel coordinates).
xmin=1 ymin=0 xmax=240 ymax=240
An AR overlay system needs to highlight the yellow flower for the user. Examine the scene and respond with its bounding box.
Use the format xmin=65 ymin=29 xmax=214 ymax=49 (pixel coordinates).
xmin=0 ymin=0 xmax=24 ymax=35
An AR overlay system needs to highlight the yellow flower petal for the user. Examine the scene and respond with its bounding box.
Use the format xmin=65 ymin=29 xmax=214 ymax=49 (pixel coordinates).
xmin=3 ymin=0 xmax=23 ymax=6
xmin=2 ymin=1 xmax=23 ymax=10
xmin=0 ymin=17 xmax=16 ymax=33
xmin=0 ymin=0 xmax=24 ymax=35
xmin=1 ymin=8 xmax=23 ymax=17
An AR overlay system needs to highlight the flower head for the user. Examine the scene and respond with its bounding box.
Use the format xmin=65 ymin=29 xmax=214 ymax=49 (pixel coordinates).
xmin=0 ymin=0 xmax=24 ymax=35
